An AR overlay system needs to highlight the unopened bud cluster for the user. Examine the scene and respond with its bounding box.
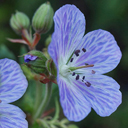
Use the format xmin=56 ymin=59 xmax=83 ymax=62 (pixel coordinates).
xmin=10 ymin=2 xmax=55 ymax=81
xmin=10 ymin=2 xmax=54 ymax=35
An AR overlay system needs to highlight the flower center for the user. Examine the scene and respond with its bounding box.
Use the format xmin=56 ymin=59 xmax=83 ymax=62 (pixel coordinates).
xmin=59 ymin=63 xmax=94 ymax=87
xmin=59 ymin=65 xmax=71 ymax=77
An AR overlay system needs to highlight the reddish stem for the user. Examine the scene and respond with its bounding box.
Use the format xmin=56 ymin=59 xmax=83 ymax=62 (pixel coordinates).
xmin=22 ymin=35 xmax=32 ymax=48
xmin=32 ymin=33 xmax=41 ymax=48
xmin=41 ymin=108 xmax=55 ymax=118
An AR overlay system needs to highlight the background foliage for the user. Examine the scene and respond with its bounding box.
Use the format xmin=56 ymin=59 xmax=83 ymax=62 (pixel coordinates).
xmin=0 ymin=0 xmax=128 ymax=128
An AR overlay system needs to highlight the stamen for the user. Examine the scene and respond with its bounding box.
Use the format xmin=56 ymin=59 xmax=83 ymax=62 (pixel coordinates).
xmin=74 ymin=50 xmax=80 ymax=56
xmin=82 ymin=76 xmax=85 ymax=82
xmin=92 ymin=70 xmax=95 ymax=74
xmin=72 ymin=72 xmax=75 ymax=76
xmin=82 ymin=48 xmax=86 ymax=52
xmin=85 ymin=82 xmax=91 ymax=87
xmin=70 ymin=58 xmax=74 ymax=62
xmin=0 ymin=100 xmax=2 ymax=103
xmin=76 ymin=74 xmax=79 ymax=80
xmin=82 ymin=76 xmax=85 ymax=80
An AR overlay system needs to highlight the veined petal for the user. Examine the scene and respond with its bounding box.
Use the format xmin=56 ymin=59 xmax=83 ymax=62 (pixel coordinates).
xmin=48 ymin=4 xmax=85 ymax=66
xmin=0 ymin=104 xmax=28 ymax=128
xmin=72 ymin=29 xmax=122 ymax=74
xmin=72 ymin=74 xmax=122 ymax=117
xmin=57 ymin=76 xmax=91 ymax=122
xmin=0 ymin=58 xmax=28 ymax=104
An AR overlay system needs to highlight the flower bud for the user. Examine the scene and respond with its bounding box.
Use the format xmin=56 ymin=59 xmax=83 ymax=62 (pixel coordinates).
xmin=24 ymin=50 xmax=48 ymax=75
xmin=10 ymin=11 xmax=30 ymax=34
xmin=32 ymin=2 xmax=54 ymax=34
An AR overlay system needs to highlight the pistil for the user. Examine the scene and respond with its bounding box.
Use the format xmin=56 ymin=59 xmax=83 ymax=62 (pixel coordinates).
xmin=69 ymin=64 xmax=94 ymax=71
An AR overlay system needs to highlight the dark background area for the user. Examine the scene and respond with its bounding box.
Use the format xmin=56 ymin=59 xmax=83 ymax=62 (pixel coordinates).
xmin=0 ymin=0 xmax=128 ymax=128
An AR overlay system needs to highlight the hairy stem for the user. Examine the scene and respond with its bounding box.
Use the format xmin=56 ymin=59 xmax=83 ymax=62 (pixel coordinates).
xmin=33 ymin=81 xmax=43 ymax=115
xmin=33 ymin=82 xmax=52 ymax=120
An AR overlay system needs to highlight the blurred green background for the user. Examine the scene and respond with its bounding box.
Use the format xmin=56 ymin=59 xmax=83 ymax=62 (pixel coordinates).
xmin=0 ymin=0 xmax=128 ymax=128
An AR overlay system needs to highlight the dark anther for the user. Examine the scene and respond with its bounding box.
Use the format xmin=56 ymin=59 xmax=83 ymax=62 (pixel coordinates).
xmin=85 ymin=82 xmax=91 ymax=87
xmin=82 ymin=76 xmax=85 ymax=82
xmin=72 ymin=72 xmax=75 ymax=76
xmin=70 ymin=58 xmax=74 ymax=62
xmin=82 ymin=48 xmax=86 ymax=52
xmin=76 ymin=53 xmax=79 ymax=56
xmin=74 ymin=50 xmax=80 ymax=56
xmin=82 ymin=76 xmax=85 ymax=80
xmin=92 ymin=70 xmax=95 ymax=74
xmin=0 ymin=100 xmax=2 ymax=103
xmin=75 ymin=50 xmax=80 ymax=53
xmin=76 ymin=74 xmax=79 ymax=80
xmin=85 ymin=63 xmax=89 ymax=65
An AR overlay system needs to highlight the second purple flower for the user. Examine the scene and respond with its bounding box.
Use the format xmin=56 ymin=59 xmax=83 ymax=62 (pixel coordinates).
xmin=0 ymin=58 xmax=28 ymax=127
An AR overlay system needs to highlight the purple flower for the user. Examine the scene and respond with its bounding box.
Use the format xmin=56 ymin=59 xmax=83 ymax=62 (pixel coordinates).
xmin=0 ymin=58 xmax=28 ymax=127
xmin=48 ymin=4 xmax=122 ymax=122
xmin=24 ymin=54 xmax=38 ymax=63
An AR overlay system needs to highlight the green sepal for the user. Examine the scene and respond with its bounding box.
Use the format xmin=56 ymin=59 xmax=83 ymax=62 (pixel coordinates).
xmin=10 ymin=11 xmax=30 ymax=34
xmin=46 ymin=59 xmax=57 ymax=77
xmin=28 ymin=65 xmax=48 ymax=75
xmin=28 ymin=50 xmax=47 ymax=61
xmin=21 ymin=65 xmax=35 ymax=80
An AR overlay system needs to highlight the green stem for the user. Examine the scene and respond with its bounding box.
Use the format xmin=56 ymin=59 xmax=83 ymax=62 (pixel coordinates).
xmin=33 ymin=81 xmax=43 ymax=115
xmin=33 ymin=82 xmax=52 ymax=120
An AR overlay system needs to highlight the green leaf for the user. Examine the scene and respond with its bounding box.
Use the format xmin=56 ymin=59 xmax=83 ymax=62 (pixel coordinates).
xmin=0 ymin=45 xmax=16 ymax=60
